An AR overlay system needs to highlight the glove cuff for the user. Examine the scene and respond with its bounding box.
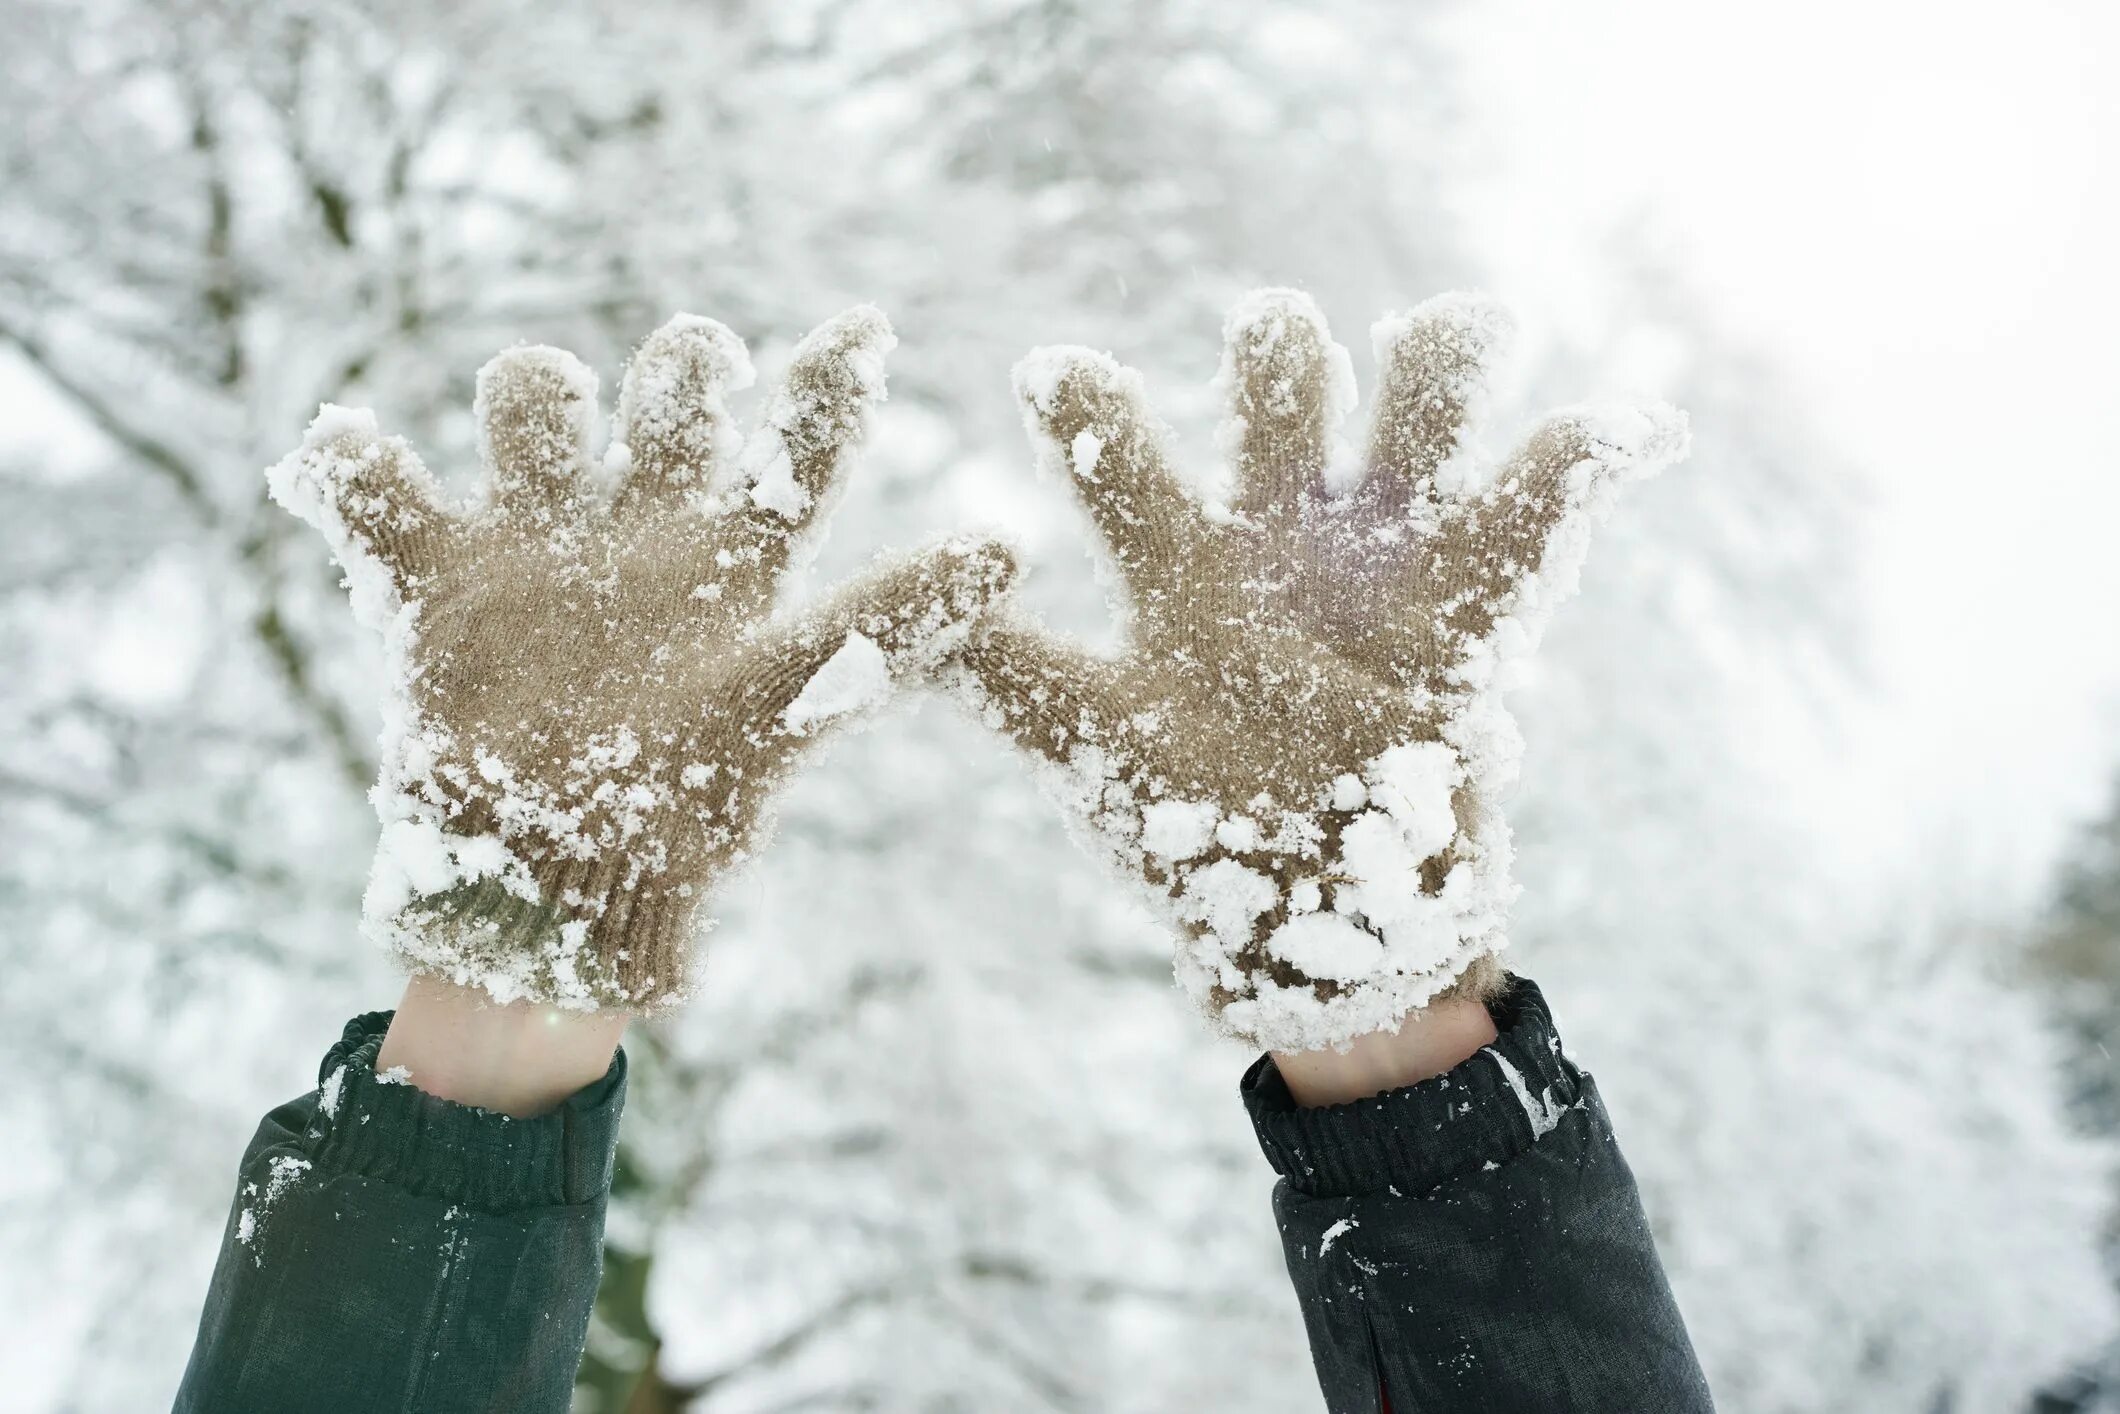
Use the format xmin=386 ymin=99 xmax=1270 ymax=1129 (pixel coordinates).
xmin=371 ymin=855 xmax=701 ymax=1012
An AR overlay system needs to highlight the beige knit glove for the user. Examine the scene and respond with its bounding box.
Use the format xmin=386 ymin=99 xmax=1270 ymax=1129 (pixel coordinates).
xmin=951 ymin=291 xmax=1687 ymax=1051
xmin=270 ymin=308 xmax=1015 ymax=1011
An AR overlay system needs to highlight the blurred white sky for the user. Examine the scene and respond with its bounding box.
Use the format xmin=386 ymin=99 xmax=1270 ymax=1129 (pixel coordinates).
xmin=1444 ymin=0 xmax=2120 ymax=905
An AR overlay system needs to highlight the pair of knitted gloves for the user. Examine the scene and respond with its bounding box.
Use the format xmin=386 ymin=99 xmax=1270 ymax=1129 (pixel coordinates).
xmin=273 ymin=293 xmax=1685 ymax=1054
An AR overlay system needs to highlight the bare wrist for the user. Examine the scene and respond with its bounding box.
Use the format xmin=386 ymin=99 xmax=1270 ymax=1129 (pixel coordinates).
xmin=375 ymin=973 xmax=629 ymax=1118
xmin=1271 ymin=993 xmax=1498 ymax=1108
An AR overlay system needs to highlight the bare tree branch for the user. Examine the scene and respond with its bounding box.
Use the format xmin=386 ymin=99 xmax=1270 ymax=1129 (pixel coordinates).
xmin=671 ymin=1283 xmax=895 ymax=1403
xmin=0 ymin=320 xmax=217 ymax=519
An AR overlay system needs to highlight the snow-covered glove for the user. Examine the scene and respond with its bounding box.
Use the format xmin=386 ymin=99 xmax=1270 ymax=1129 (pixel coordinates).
xmin=950 ymin=291 xmax=1687 ymax=1051
xmin=270 ymin=308 xmax=1016 ymax=1011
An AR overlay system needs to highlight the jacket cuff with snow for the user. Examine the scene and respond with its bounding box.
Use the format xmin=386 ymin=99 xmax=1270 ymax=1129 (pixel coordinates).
xmin=1241 ymin=974 xmax=1583 ymax=1199
xmin=303 ymin=1011 xmax=626 ymax=1213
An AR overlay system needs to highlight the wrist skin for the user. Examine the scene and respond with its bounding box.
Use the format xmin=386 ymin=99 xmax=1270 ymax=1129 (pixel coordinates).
xmin=1271 ymin=993 xmax=1498 ymax=1108
xmin=375 ymin=973 xmax=630 ymax=1119
xmin=372 ymin=973 xmax=1490 ymax=1115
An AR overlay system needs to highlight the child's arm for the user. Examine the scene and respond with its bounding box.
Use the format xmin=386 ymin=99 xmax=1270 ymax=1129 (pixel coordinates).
xmin=174 ymin=305 xmax=1015 ymax=1412
xmin=174 ymin=983 xmax=626 ymax=1413
xmin=1250 ymin=976 xmax=1715 ymax=1412
xmin=946 ymin=291 xmax=1707 ymax=1409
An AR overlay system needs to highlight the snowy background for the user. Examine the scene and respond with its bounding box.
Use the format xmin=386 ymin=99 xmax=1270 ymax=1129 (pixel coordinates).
xmin=3 ymin=2 xmax=2119 ymax=1410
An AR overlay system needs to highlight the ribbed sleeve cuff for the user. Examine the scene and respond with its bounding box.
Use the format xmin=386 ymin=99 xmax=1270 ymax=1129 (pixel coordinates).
xmin=304 ymin=1011 xmax=627 ymax=1213
xmin=1241 ymin=975 xmax=1583 ymax=1199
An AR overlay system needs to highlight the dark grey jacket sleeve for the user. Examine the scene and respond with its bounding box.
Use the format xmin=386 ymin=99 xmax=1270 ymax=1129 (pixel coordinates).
xmin=174 ymin=1012 xmax=625 ymax=1414
xmin=1243 ymin=977 xmax=1714 ymax=1414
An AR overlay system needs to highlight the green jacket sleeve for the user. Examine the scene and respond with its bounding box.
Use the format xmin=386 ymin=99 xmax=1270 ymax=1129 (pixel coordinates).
xmin=173 ymin=1012 xmax=625 ymax=1414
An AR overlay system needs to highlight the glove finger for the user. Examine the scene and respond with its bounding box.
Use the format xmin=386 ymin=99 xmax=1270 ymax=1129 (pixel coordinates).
xmin=612 ymin=314 xmax=753 ymax=516
xmin=474 ymin=345 xmax=601 ymax=525
xmin=1011 ymin=345 xmax=1205 ymax=604
xmin=1434 ymin=401 xmax=1689 ymax=647
xmin=720 ymin=305 xmax=897 ymax=585
xmin=1221 ymin=289 xmax=1351 ymax=519
xmin=1360 ymin=293 xmax=1512 ymax=517
xmin=735 ymin=537 xmax=1019 ymax=747
xmin=265 ymin=406 xmax=460 ymax=621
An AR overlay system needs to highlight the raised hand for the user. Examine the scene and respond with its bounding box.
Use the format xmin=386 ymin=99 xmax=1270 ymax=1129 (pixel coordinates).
xmin=270 ymin=308 xmax=1015 ymax=1011
xmin=952 ymin=291 xmax=1686 ymax=1051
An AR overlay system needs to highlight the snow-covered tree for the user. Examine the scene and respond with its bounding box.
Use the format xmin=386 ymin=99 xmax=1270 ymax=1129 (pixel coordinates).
xmin=2027 ymin=771 xmax=2120 ymax=1412
xmin=1504 ymin=276 xmax=2117 ymax=1410
xmin=2042 ymin=772 xmax=2120 ymax=1131
xmin=1 ymin=0 xmax=2110 ymax=1409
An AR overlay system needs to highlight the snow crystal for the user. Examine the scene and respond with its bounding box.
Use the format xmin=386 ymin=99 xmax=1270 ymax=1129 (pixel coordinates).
xmin=1023 ymin=726 xmax=1515 ymax=1053
xmin=1336 ymin=813 xmax=1425 ymax=911
xmin=1364 ymin=742 xmax=1458 ymax=854
xmin=842 ymin=341 xmax=889 ymax=400
xmin=781 ymin=632 xmax=892 ymax=735
xmin=1178 ymin=859 xmax=1278 ymax=950
xmin=600 ymin=439 xmax=634 ymax=485
xmin=318 ymin=1064 xmax=347 ymax=1120
xmin=1489 ymin=1050 xmax=1564 ymax=1139
xmin=235 ymin=1154 xmax=313 ymax=1253
xmin=364 ymin=817 xmax=537 ymax=924
xmin=1012 ymin=347 xmax=1153 ymax=455
xmin=744 ymin=440 xmax=806 ymax=518
xmin=1267 ymin=914 xmax=1383 ymax=982
xmin=1071 ymin=429 xmax=1105 ymax=481
xmin=303 ymin=403 xmax=379 ymax=447
xmin=590 ymin=729 xmax=642 ymax=772
xmin=1566 ymin=398 xmax=1692 ymax=471
xmin=1140 ymin=799 xmax=1218 ymax=862
xmin=1011 ymin=346 xmax=1090 ymax=418
xmin=1318 ymin=1216 xmax=1358 ymax=1255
